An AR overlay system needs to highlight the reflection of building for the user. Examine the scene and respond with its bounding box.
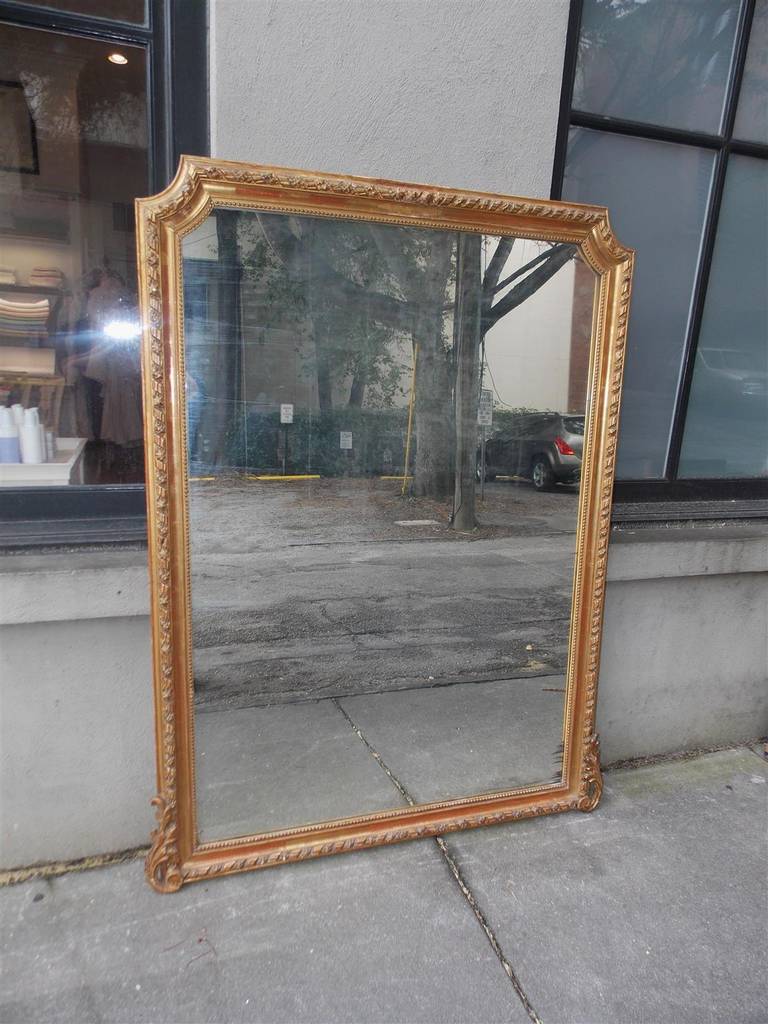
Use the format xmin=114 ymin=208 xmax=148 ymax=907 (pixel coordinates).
xmin=484 ymin=239 xmax=591 ymax=415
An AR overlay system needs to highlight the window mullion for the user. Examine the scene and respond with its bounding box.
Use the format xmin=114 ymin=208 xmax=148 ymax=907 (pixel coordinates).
xmin=721 ymin=0 xmax=758 ymax=140
xmin=0 ymin=0 xmax=152 ymax=40
xmin=569 ymin=111 xmax=724 ymax=151
xmin=550 ymin=0 xmax=584 ymax=200
xmin=663 ymin=146 xmax=730 ymax=481
xmin=664 ymin=0 xmax=759 ymax=481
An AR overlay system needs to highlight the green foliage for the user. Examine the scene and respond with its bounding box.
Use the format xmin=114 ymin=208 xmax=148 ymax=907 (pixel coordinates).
xmin=223 ymin=406 xmax=410 ymax=477
xmin=237 ymin=216 xmax=410 ymax=409
xmin=489 ymin=407 xmax=549 ymax=436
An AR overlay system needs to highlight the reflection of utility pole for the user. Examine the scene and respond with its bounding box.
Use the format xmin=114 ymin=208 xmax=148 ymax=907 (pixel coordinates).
xmin=479 ymin=337 xmax=486 ymax=502
xmin=213 ymin=210 xmax=242 ymax=469
xmin=401 ymin=343 xmax=419 ymax=497
xmin=452 ymin=233 xmax=482 ymax=531
xmin=307 ymin=406 xmax=312 ymax=474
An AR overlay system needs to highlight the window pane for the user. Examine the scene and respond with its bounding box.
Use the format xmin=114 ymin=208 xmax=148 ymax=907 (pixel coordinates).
xmin=574 ymin=0 xmax=741 ymax=135
xmin=0 ymin=24 xmax=149 ymax=485
xmin=10 ymin=0 xmax=146 ymax=25
xmin=563 ymin=128 xmax=715 ymax=478
xmin=679 ymin=157 xmax=768 ymax=478
xmin=733 ymin=0 xmax=768 ymax=144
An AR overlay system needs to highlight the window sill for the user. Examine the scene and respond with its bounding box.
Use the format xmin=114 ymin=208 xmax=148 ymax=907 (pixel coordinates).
xmin=0 ymin=516 xmax=147 ymax=552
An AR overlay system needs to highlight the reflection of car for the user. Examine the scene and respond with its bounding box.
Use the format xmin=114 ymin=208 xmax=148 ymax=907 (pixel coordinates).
xmin=694 ymin=348 xmax=768 ymax=404
xmin=480 ymin=412 xmax=584 ymax=490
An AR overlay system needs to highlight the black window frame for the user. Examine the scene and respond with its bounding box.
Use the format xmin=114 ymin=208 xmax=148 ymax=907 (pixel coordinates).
xmin=0 ymin=0 xmax=208 ymax=549
xmin=552 ymin=0 xmax=768 ymax=521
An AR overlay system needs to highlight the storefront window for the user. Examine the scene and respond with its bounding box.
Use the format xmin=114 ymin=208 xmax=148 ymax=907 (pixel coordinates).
xmin=679 ymin=156 xmax=768 ymax=478
xmin=558 ymin=0 xmax=767 ymax=500
xmin=10 ymin=0 xmax=147 ymax=26
xmin=573 ymin=0 xmax=741 ymax=135
xmin=733 ymin=0 xmax=768 ymax=145
xmin=563 ymin=129 xmax=715 ymax=479
xmin=0 ymin=23 xmax=149 ymax=486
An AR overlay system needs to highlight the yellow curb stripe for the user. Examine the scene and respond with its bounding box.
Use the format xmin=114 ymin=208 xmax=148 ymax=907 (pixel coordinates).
xmin=245 ymin=474 xmax=321 ymax=481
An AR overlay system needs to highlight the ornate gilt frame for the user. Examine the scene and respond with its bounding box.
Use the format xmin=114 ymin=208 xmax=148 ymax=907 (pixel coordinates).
xmin=136 ymin=156 xmax=634 ymax=893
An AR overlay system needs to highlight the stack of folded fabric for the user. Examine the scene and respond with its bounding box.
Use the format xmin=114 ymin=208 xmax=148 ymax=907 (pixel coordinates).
xmin=0 ymin=267 xmax=17 ymax=285
xmin=28 ymin=267 xmax=63 ymax=289
xmin=0 ymin=297 xmax=50 ymax=339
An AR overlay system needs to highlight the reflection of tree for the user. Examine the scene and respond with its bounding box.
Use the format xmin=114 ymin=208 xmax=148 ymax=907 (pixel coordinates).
xmin=453 ymin=238 xmax=575 ymax=528
xmin=240 ymin=211 xmax=574 ymax=528
xmin=240 ymin=215 xmax=408 ymax=411
xmin=574 ymin=0 xmax=738 ymax=129
xmin=196 ymin=211 xmax=243 ymax=468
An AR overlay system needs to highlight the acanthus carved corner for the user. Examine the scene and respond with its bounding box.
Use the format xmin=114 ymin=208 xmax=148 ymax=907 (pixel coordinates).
xmin=146 ymin=795 xmax=183 ymax=892
xmin=578 ymin=733 xmax=603 ymax=812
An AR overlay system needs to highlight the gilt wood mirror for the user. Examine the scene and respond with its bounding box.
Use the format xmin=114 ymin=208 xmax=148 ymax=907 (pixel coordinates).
xmin=136 ymin=157 xmax=633 ymax=892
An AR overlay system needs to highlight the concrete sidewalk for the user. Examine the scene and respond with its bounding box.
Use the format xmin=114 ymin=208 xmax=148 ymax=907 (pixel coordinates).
xmin=1 ymin=747 xmax=766 ymax=1024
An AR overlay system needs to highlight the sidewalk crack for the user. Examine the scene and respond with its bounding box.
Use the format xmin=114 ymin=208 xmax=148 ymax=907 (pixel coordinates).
xmin=332 ymin=698 xmax=543 ymax=1024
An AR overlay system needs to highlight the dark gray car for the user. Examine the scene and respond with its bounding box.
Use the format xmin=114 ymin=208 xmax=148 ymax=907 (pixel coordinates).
xmin=480 ymin=412 xmax=585 ymax=490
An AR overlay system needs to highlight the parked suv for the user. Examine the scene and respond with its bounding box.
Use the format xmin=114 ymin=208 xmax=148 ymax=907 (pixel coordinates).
xmin=480 ymin=412 xmax=584 ymax=490
xmin=694 ymin=347 xmax=767 ymax=406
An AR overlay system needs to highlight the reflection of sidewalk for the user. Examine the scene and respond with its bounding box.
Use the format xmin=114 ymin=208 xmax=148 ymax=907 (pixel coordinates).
xmin=196 ymin=674 xmax=566 ymax=842
xmin=3 ymin=747 xmax=766 ymax=1023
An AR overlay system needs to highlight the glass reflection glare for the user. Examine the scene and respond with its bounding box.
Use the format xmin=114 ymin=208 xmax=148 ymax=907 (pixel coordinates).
xmin=104 ymin=319 xmax=140 ymax=340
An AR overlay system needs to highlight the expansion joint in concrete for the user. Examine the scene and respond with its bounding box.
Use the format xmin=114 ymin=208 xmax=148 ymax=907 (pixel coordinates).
xmin=0 ymin=845 xmax=148 ymax=888
xmin=331 ymin=697 xmax=543 ymax=1024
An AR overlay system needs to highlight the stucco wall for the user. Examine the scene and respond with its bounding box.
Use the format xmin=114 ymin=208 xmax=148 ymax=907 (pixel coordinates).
xmin=2 ymin=532 xmax=766 ymax=868
xmin=0 ymin=554 xmax=154 ymax=868
xmin=210 ymin=0 xmax=570 ymax=198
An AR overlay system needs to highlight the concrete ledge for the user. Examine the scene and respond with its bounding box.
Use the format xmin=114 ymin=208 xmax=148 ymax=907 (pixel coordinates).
xmin=598 ymin=570 xmax=768 ymax=762
xmin=0 ymin=615 xmax=155 ymax=867
xmin=607 ymin=530 xmax=768 ymax=582
xmin=0 ymin=551 xmax=149 ymax=625
xmin=1 ymin=524 xmax=764 ymax=627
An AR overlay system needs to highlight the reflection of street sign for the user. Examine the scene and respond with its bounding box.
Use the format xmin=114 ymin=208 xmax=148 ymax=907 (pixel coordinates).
xmin=478 ymin=389 xmax=493 ymax=426
xmin=340 ymin=431 xmax=353 ymax=450
xmin=280 ymin=403 xmax=294 ymax=424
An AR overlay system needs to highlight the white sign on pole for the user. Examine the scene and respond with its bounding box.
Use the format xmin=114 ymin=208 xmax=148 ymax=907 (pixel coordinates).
xmin=339 ymin=431 xmax=353 ymax=450
xmin=280 ymin=403 xmax=294 ymax=424
xmin=477 ymin=389 xmax=493 ymax=427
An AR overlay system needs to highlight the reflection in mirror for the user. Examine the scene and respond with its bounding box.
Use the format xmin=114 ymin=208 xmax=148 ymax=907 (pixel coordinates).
xmin=181 ymin=211 xmax=596 ymax=842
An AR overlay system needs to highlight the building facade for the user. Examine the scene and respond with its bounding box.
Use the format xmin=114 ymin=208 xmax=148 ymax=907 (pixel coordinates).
xmin=0 ymin=0 xmax=766 ymax=868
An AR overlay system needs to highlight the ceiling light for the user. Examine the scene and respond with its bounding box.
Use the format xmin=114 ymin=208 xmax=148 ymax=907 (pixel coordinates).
xmin=107 ymin=53 xmax=128 ymax=65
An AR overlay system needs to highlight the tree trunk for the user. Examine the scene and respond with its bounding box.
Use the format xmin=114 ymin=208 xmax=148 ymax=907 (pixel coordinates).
xmin=452 ymin=233 xmax=482 ymax=531
xmin=316 ymin=339 xmax=333 ymax=410
xmin=348 ymin=373 xmax=366 ymax=407
xmin=305 ymin=225 xmax=334 ymax=412
xmin=201 ymin=209 xmax=241 ymax=468
xmin=412 ymin=326 xmax=453 ymax=497
xmin=407 ymin=234 xmax=455 ymax=498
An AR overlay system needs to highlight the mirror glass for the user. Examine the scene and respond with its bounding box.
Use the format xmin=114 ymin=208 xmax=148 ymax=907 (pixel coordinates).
xmin=181 ymin=209 xmax=597 ymax=843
